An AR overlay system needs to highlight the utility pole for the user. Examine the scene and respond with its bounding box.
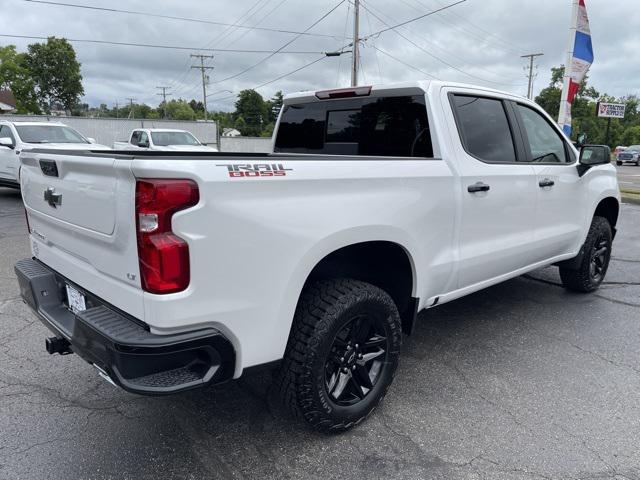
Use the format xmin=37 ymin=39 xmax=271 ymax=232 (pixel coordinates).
xmin=125 ymin=97 xmax=136 ymax=119
xmin=521 ymin=53 xmax=544 ymax=99
xmin=191 ymin=54 xmax=215 ymax=120
xmin=351 ymin=0 xmax=360 ymax=87
xmin=115 ymin=100 xmax=119 ymax=119
xmin=156 ymin=86 xmax=172 ymax=119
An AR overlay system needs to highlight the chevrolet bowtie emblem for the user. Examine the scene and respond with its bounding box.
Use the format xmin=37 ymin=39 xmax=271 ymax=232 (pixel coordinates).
xmin=44 ymin=187 xmax=62 ymax=208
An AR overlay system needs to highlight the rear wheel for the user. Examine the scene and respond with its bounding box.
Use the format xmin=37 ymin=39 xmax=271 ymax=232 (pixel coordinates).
xmin=559 ymin=216 xmax=612 ymax=293
xmin=276 ymin=279 xmax=402 ymax=432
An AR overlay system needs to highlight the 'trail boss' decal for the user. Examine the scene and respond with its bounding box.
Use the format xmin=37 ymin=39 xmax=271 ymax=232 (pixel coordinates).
xmin=216 ymin=164 xmax=292 ymax=178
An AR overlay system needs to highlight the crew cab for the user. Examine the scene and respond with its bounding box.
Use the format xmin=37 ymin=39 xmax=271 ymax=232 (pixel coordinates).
xmin=15 ymin=81 xmax=619 ymax=432
xmin=113 ymin=128 xmax=218 ymax=152
xmin=0 ymin=121 xmax=108 ymax=189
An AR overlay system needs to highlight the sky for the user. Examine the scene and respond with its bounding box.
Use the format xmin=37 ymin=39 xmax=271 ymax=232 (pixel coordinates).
xmin=0 ymin=0 xmax=637 ymax=112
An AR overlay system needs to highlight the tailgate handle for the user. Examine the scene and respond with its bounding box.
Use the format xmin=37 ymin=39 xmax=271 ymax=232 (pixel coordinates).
xmin=44 ymin=187 xmax=62 ymax=208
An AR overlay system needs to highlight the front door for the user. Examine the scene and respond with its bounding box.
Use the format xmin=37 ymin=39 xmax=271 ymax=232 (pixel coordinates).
xmin=512 ymin=102 xmax=587 ymax=260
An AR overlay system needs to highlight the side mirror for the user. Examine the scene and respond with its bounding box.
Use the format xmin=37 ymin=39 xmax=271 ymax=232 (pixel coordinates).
xmin=578 ymin=144 xmax=611 ymax=176
xmin=87 ymin=137 xmax=96 ymax=144
xmin=137 ymin=141 xmax=149 ymax=148
xmin=0 ymin=137 xmax=15 ymax=149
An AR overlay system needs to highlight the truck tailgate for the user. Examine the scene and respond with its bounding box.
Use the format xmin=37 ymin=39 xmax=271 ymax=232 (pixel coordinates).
xmin=20 ymin=151 xmax=144 ymax=319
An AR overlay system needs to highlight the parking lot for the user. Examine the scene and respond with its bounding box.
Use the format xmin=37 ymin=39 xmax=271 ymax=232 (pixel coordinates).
xmin=1 ymin=185 xmax=639 ymax=480
xmin=617 ymin=164 xmax=640 ymax=192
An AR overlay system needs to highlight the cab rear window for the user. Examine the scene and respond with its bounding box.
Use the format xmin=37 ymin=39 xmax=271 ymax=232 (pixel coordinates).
xmin=274 ymin=95 xmax=433 ymax=158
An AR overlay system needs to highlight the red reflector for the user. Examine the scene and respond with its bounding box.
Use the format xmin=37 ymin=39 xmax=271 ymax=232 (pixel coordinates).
xmin=135 ymin=179 xmax=199 ymax=294
xmin=315 ymin=86 xmax=372 ymax=100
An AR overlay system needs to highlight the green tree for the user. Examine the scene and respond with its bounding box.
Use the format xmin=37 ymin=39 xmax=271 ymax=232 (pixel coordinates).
xmin=0 ymin=45 xmax=39 ymax=113
xmin=620 ymin=126 xmax=640 ymax=146
xmin=265 ymin=90 xmax=284 ymax=123
xmin=164 ymin=100 xmax=196 ymax=120
xmin=234 ymin=89 xmax=266 ymax=136
xmin=23 ymin=37 xmax=84 ymax=113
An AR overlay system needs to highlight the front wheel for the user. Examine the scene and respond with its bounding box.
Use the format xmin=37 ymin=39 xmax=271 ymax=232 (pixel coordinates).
xmin=559 ymin=216 xmax=612 ymax=293
xmin=616 ymin=161 xmax=623 ymax=166
xmin=276 ymin=279 xmax=402 ymax=432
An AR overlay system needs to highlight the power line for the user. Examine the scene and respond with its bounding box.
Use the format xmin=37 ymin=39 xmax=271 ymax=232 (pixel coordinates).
xmin=371 ymin=46 xmax=440 ymax=80
xmin=212 ymin=56 xmax=329 ymax=104
xmin=0 ymin=34 xmax=326 ymax=54
xmin=206 ymin=0 xmax=346 ymax=87
xmin=362 ymin=1 xmax=525 ymax=85
xmin=414 ymin=0 xmax=524 ymax=54
xmin=360 ymin=2 xmax=525 ymax=87
xmin=17 ymin=0 xmax=344 ymax=39
xmin=362 ymin=0 xmax=467 ymax=40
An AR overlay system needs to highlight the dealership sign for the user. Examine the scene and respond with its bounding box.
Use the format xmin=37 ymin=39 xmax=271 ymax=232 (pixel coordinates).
xmin=597 ymin=102 xmax=626 ymax=119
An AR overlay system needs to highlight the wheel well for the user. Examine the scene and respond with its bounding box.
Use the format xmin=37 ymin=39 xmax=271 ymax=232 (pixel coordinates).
xmin=594 ymin=197 xmax=619 ymax=230
xmin=304 ymin=241 xmax=417 ymax=334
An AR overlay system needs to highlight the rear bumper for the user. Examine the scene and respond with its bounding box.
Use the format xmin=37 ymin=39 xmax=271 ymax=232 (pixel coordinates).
xmin=14 ymin=258 xmax=235 ymax=395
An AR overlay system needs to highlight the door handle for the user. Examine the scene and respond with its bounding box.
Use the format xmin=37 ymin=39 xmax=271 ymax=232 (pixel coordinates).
xmin=539 ymin=178 xmax=555 ymax=188
xmin=467 ymin=182 xmax=490 ymax=193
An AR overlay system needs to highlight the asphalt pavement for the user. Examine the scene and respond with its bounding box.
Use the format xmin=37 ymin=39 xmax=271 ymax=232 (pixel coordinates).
xmin=617 ymin=164 xmax=640 ymax=192
xmin=1 ymin=186 xmax=639 ymax=480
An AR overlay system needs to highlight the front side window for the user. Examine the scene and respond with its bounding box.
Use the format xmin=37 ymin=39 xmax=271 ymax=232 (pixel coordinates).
xmin=275 ymin=95 xmax=433 ymax=158
xmin=139 ymin=131 xmax=149 ymax=146
xmin=131 ymin=131 xmax=141 ymax=144
xmin=517 ymin=105 xmax=568 ymax=163
xmin=452 ymin=95 xmax=516 ymax=163
xmin=15 ymin=125 xmax=88 ymax=144
xmin=0 ymin=125 xmax=16 ymax=144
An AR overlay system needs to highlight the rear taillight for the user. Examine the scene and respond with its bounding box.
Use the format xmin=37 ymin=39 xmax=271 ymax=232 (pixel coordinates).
xmin=135 ymin=179 xmax=199 ymax=294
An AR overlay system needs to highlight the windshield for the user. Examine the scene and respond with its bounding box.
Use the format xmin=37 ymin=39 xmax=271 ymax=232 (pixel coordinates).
xmin=151 ymin=131 xmax=200 ymax=146
xmin=15 ymin=125 xmax=88 ymax=144
xmin=627 ymin=145 xmax=640 ymax=151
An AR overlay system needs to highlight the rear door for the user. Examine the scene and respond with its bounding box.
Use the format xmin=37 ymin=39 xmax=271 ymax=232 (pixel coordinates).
xmin=20 ymin=150 xmax=144 ymax=318
xmin=446 ymin=91 xmax=539 ymax=288
xmin=511 ymin=102 xmax=587 ymax=259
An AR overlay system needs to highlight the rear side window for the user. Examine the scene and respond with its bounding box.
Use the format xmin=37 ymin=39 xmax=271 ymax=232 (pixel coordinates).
xmin=452 ymin=95 xmax=516 ymax=163
xmin=275 ymin=95 xmax=433 ymax=158
xmin=131 ymin=131 xmax=141 ymax=144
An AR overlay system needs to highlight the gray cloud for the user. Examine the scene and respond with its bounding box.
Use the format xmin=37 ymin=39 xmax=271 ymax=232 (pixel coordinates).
xmin=1 ymin=0 xmax=637 ymax=111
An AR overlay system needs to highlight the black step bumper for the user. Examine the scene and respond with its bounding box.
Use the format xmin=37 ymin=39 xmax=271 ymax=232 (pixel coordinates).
xmin=14 ymin=258 xmax=235 ymax=395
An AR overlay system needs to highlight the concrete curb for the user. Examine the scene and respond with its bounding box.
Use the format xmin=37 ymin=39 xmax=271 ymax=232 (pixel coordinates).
xmin=621 ymin=194 xmax=640 ymax=206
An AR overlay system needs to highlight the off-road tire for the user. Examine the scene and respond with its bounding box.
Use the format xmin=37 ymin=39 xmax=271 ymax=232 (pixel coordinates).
xmin=559 ymin=216 xmax=612 ymax=293
xmin=275 ymin=279 xmax=402 ymax=433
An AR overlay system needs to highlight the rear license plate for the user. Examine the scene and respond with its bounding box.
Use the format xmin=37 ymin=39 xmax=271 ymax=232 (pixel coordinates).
xmin=66 ymin=284 xmax=86 ymax=313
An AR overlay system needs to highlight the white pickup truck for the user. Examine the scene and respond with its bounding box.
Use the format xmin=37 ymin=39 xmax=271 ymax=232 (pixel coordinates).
xmin=0 ymin=120 xmax=108 ymax=189
xmin=113 ymin=128 xmax=218 ymax=152
xmin=15 ymin=81 xmax=619 ymax=432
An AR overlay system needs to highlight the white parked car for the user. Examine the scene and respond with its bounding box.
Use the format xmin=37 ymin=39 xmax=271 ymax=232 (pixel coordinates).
xmin=15 ymin=81 xmax=619 ymax=432
xmin=113 ymin=128 xmax=218 ymax=152
xmin=0 ymin=121 xmax=109 ymax=189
